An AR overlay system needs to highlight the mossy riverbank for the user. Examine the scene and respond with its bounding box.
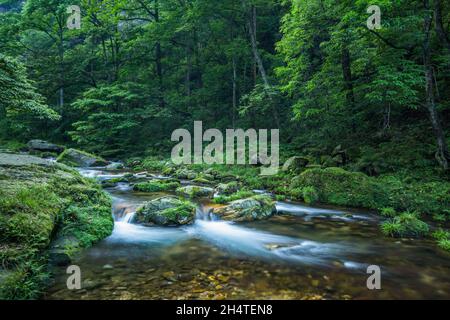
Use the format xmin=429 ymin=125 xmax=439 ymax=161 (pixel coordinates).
xmin=0 ymin=153 xmax=113 ymax=299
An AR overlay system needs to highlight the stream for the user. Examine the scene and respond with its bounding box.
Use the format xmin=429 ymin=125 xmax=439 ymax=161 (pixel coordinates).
xmin=44 ymin=168 xmax=450 ymax=300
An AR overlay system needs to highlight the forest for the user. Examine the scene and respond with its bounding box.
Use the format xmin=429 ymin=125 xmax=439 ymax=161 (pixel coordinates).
xmin=0 ymin=0 xmax=449 ymax=301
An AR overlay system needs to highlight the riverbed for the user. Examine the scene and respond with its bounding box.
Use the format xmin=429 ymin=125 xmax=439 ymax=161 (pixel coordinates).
xmin=44 ymin=168 xmax=450 ymax=300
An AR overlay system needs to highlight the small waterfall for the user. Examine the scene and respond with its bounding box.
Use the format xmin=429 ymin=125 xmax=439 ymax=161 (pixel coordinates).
xmin=122 ymin=211 xmax=136 ymax=224
xmin=195 ymin=206 xmax=218 ymax=221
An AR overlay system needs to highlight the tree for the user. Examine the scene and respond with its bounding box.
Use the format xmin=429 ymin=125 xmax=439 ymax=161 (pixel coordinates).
xmin=0 ymin=54 xmax=60 ymax=138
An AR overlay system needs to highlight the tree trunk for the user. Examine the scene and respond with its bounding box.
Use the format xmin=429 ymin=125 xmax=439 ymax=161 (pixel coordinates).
xmin=248 ymin=16 xmax=270 ymax=89
xmin=341 ymin=46 xmax=355 ymax=106
xmin=186 ymin=44 xmax=191 ymax=97
xmin=341 ymin=45 xmax=356 ymax=133
xmin=232 ymin=56 xmax=237 ymax=128
xmin=252 ymin=5 xmax=257 ymax=86
xmin=244 ymin=2 xmax=280 ymax=127
xmin=434 ymin=0 xmax=450 ymax=50
xmin=155 ymin=0 xmax=164 ymax=107
xmin=424 ymin=0 xmax=449 ymax=170
xmin=58 ymin=22 xmax=64 ymax=108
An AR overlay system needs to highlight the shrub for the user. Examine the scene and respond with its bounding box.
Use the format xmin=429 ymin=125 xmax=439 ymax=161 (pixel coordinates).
xmin=378 ymin=175 xmax=450 ymax=216
xmin=139 ymin=157 xmax=167 ymax=172
xmin=381 ymin=212 xmax=429 ymax=238
xmin=433 ymin=229 xmax=450 ymax=252
xmin=381 ymin=220 xmax=405 ymax=237
xmin=0 ymin=260 xmax=50 ymax=300
xmin=302 ymin=186 xmax=319 ymax=205
xmin=437 ymin=239 xmax=450 ymax=252
xmin=288 ymin=187 xmax=304 ymax=200
xmin=380 ymin=207 xmax=397 ymax=218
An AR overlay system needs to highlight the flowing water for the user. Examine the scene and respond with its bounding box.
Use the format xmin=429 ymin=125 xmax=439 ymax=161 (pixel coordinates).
xmin=44 ymin=168 xmax=450 ymax=300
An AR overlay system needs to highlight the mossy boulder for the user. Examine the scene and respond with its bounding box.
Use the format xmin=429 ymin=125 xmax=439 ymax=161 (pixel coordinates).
xmin=291 ymin=167 xmax=388 ymax=209
xmin=192 ymin=177 xmax=214 ymax=185
xmin=176 ymin=185 xmax=214 ymax=198
xmin=174 ymin=168 xmax=197 ymax=180
xmin=282 ymin=156 xmax=310 ymax=173
xmin=135 ymin=196 xmax=196 ymax=226
xmin=0 ymin=153 xmax=113 ymax=299
xmin=101 ymin=176 xmax=129 ymax=188
xmin=133 ymin=180 xmax=180 ymax=192
xmin=213 ymin=190 xmax=256 ymax=204
xmin=57 ymin=148 xmax=108 ymax=167
xmin=215 ymin=181 xmax=239 ymax=196
xmin=212 ymin=195 xmax=276 ymax=222
xmin=216 ymin=172 xmax=239 ymax=182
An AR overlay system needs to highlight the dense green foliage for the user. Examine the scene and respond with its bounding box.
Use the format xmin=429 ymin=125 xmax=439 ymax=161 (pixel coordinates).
xmin=0 ymin=54 xmax=60 ymax=140
xmin=0 ymin=0 xmax=447 ymax=168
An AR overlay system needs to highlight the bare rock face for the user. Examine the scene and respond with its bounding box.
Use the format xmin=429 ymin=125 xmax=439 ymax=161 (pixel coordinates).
xmin=212 ymin=195 xmax=276 ymax=222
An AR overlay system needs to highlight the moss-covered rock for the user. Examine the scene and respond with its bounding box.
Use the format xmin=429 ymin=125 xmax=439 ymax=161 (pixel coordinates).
xmin=133 ymin=180 xmax=180 ymax=192
xmin=215 ymin=181 xmax=239 ymax=196
xmin=212 ymin=195 xmax=276 ymax=222
xmin=174 ymin=168 xmax=197 ymax=180
xmin=134 ymin=196 xmax=196 ymax=226
xmin=176 ymin=185 xmax=214 ymax=198
xmin=0 ymin=153 xmax=113 ymax=299
xmin=282 ymin=156 xmax=310 ymax=173
xmin=291 ymin=167 xmax=388 ymax=209
xmin=57 ymin=148 xmax=108 ymax=167
xmin=101 ymin=176 xmax=129 ymax=188
xmin=192 ymin=177 xmax=214 ymax=185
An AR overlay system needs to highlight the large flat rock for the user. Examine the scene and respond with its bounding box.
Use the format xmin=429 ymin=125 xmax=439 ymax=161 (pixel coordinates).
xmin=0 ymin=153 xmax=55 ymax=167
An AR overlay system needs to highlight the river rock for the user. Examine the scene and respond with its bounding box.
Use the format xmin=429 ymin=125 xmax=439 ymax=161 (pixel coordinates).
xmin=212 ymin=195 xmax=276 ymax=222
xmin=106 ymin=162 xmax=124 ymax=170
xmin=174 ymin=168 xmax=197 ymax=180
xmin=57 ymin=148 xmax=108 ymax=167
xmin=0 ymin=152 xmax=56 ymax=167
xmin=282 ymin=156 xmax=310 ymax=172
xmin=27 ymin=139 xmax=65 ymax=153
xmin=215 ymin=181 xmax=239 ymax=196
xmin=135 ymin=196 xmax=196 ymax=226
xmin=49 ymin=236 xmax=81 ymax=266
xmin=176 ymin=185 xmax=214 ymax=198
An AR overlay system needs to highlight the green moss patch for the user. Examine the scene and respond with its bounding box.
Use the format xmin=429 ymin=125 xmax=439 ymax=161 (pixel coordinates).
xmin=133 ymin=180 xmax=180 ymax=193
xmin=0 ymin=161 xmax=113 ymax=299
